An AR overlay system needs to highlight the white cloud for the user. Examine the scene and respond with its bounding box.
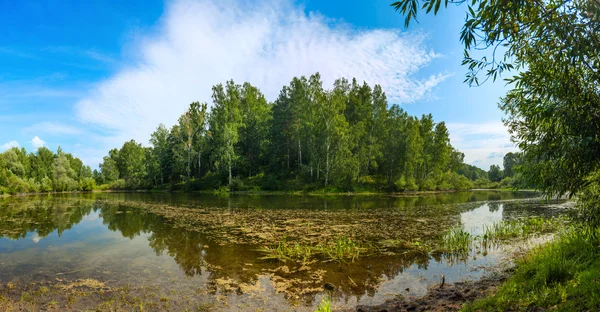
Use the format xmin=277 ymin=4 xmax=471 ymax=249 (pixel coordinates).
xmin=0 ymin=140 xmax=19 ymax=151
xmin=75 ymin=0 xmax=447 ymax=147
xmin=447 ymin=121 xmax=519 ymax=170
xmin=31 ymin=136 xmax=46 ymax=148
xmin=24 ymin=122 xmax=82 ymax=136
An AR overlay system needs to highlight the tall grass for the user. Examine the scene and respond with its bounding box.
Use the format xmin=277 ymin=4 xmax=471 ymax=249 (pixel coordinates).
xmin=463 ymin=225 xmax=600 ymax=311
xmin=314 ymin=296 xmax=332 ymax=312
xmin=258 ymin=236 xmax=364 ymax=264
xmin=440 ymin=216 xmax=567 ymax=254
xmin=441 ymin=227 xmax=472 ymax=254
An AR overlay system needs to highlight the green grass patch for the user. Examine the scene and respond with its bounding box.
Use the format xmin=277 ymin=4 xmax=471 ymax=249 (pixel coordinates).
xmin=463 ymin=226 xmax=600 ymax=311
xmin=314 ymin=295 xmax=332 ymax=312
xmin=258 ymin=236 xmax=365 ymax=264
xmin=441 ymin=227 xmax=473 ymax=254
xmin=439 ymin=216 xmax=568 ymax=255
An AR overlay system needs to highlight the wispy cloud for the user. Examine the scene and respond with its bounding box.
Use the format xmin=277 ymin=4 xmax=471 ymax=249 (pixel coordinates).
xmin=0 ymin=140 xmax=19 ymax=151
xmin=447 ymin=121 xmax=518 ymax=170
xmin=24 ymin=122 xmax=82 ymax=136
xmin=75 ymin=0 xmax=448 ymax=147
xmin=31 ymin=136 xmax=45 ymax=148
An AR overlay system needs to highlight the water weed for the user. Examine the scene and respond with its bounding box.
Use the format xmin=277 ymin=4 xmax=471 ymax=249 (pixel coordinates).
xmin=314 ymin=296 xmax=332 ymax=312
xmin=258 ymin=236 xmax=364 ymax=264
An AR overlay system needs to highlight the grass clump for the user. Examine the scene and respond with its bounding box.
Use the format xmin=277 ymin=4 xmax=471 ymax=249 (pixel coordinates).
xmin=482 ymin=217 xmax=564 ymax=245
xmin=441 ymin=227 xmax=473 ymax=254
xmin=314 ymin=295 xmax=332 ymax=312
xmin=258 ymin=236 xmax=364 ymax=264
xmin=463 ymin=225 xmax=600 ymax=311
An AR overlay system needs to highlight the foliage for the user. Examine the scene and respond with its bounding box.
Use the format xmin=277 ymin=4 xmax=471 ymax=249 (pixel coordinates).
xmin=315 ymin=296 xmax=332 ymax=312
xmin=391 ymin=0 xmax=600 ymax=198
xmin=441 ymin=227 xmax=472 ymax=254
xmin=92 ymin=74 xmax=479 ymax=193
xmin=258 ymin=236 xmax=364 ymax=265
xmin=463 ymin=226 xmax=600 ymax=311
xmin=0 ymin=147 xmax=94 ymax=194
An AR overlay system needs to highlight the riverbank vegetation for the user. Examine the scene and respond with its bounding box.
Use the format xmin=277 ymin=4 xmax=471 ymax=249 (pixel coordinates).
xmin=0 ymin=147 xmax=95 ymax=195
xmin=94 ymin=75 xmax=476 ymax=193
xmin=1 ymin=76 xmax=526 ymax=196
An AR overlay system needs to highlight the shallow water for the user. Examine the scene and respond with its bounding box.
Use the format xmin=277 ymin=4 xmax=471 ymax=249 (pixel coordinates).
xmin=0 ymin=191 xmax=570 ymax=311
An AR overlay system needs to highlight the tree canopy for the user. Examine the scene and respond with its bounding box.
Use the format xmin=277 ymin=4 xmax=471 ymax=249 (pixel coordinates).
xmin=392 ymin=0 xmax=600 ymax=197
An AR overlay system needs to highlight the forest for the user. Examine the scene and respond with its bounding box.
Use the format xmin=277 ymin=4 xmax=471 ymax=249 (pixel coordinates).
xmin=0 ymin=73 xmax=521 ymax=195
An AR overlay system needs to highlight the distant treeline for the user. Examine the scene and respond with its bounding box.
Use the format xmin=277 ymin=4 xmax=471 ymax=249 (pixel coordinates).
xmin=0 ymin=147 xmax=95 ymax=194
xmin=0 ymin=74 xmax=523 ymax=195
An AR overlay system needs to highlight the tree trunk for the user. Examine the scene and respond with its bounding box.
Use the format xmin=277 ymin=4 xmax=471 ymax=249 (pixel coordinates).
xmin=198 ymin=150 xmax=202 ymax=178
xmin=187 ymin=147 xmax=192 ymax=182
xmin=298 ymin=140 xmax=302 ymax=169
xmin=325 ymin=141 xmax=330 ymax=186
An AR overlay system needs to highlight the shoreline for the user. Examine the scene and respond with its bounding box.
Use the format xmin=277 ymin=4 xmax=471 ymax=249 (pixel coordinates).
xmin=0 ymin=188 xmax=535 ymax=199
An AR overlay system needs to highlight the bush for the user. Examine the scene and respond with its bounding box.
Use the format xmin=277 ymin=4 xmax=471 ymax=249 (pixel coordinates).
xmin=80 ymin=178 xmax=97 ymax=191
xmin=420 ymin=177 xmax=436 ymax=191
xmin=229 ymin=177 xmax=248 ymax=191
xmin=498 ymin=176 xmax=515 ymax=188
xmin=578 ymin=171 xmax=600 ymax=227
xmin=108 ymin=179 xmax=127 ymax=190
xmin=40 ymin=176 xmax=53 ymax=192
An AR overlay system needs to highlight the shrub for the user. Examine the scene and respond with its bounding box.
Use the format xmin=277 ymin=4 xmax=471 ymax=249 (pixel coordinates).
xmin=80 ymin=178 xmax=97 ymax=191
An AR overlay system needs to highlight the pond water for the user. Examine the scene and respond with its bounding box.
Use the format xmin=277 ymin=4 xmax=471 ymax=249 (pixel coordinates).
xmin=0 ymin=191 xmax=571 ymax=311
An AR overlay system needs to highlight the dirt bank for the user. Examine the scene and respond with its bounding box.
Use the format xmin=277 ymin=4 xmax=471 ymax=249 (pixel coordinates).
xmin=354 ymin=271 xmax=509 ymax=312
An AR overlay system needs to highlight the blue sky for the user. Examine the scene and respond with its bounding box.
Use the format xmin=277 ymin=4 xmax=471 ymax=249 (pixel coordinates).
xmin=0 ymin=0 xmax=516 ymax=170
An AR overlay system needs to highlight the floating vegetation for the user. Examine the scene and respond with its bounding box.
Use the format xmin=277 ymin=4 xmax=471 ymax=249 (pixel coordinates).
xmin=258 ymin=236 xmax=365 ymax=265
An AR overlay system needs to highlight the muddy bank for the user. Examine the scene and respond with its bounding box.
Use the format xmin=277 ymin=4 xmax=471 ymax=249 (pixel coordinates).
xmin=353 ymin=270 xmax=509 ymax=312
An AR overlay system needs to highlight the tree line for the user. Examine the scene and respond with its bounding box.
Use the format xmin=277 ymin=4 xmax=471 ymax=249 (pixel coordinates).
xmin=0 ymin=73 xmax=517 ymax=195
xmin=0 ymin=147 xmax=95 ymax=194
xmin=93 ymin=73 xmax=475 ymax=192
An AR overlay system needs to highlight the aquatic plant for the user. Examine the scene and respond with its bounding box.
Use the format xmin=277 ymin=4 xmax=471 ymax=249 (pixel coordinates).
xmin=481 ymin=217 xmax=566 ymax=248
xmin=257 ymin=239 xmax=315 ymax=265
xmin=322 ymin=236 xmax=363 ymax=263
xmin=441 ymin=227 xmax=472 ymax=254
xmin=258 ymin=236 xmax=364 ymax=264
xmin=315 ymin=295 xmax=332 ymax=312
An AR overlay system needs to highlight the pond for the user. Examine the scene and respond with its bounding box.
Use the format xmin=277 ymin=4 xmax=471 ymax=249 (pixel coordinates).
xmin=0 ymin=191 xmax=571 ymax=311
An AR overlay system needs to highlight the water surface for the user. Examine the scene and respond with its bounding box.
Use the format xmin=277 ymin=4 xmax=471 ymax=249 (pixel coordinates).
xmin=0 ymin=191 xmax=570 ymax=311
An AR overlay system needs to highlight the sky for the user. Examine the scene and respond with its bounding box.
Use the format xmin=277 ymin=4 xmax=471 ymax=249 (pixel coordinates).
xmin=0 ymin=0 xmax=518 ymax=170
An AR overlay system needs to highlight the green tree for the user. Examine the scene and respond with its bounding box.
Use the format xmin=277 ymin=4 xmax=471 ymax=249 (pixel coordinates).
xmin=149 ymin=124 xmax=171 ymax=185
xmin=488 ymin=164 xmax=503 ymax=183
xmin=117 ymin=140 xmax=147 ymax=188
xmin=99 ymin=154 xmax=119 ymax=184
xmin=174 ymin=102 xmax=208 ymax=182
xmin=391 ymin=0 xmax=600 ymax=197
xmin=237 ymin=82 xmax=271 ymax=177
xmin=209 ymin=80 xmax=243 ymax=186
xmin=503 ymin=152 xmax=522 ymax=177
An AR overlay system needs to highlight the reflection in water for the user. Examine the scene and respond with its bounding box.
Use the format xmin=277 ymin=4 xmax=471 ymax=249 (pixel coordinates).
xmin=0 ymin=191 xmax=569 ymax=310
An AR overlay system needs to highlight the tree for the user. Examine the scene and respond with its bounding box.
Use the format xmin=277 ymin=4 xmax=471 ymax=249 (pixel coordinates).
xmin=488 ymin=164 xmax=502 ymax=183
xmin=174 ymin=102 xmax=208 ymax=182
xmin=391 ymin=0 xmax=600 ymax=197
xmin=99 ymin=154 xmax=119 ymax=184
xmin=149 ymin=124 xmax=171 ymax=185
xmin=209 ymin=80 xmax=243 ymax=186
xmin=503 ymin=152 xmax=522 ymax=177
xmin=53 ymin=150 xmax=76 ymax=191
xmin=117 ymin=140 xmax=147 ymax=188
xmin=237 ymin=82 xmax=271 ymax=177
